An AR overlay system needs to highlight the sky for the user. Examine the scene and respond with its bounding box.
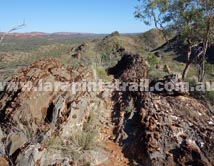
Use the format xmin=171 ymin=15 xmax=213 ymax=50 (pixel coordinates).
xmin=0 ymin=0 xmax=153 ymax=34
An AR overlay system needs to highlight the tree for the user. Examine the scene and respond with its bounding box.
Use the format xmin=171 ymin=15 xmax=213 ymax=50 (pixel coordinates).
xmin=197 ymin=0 xmax=214 ymax=82
xmin=135 ymin=0 xmax=214 ymax=82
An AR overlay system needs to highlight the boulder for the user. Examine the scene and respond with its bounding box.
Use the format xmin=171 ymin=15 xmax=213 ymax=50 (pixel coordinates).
xmin=154 ymin=51 xmax=162 ymax=58
xmin=15 ymin=144 xmax=46 ymax=166
xmin=6 ymin=132 xmax=28 ymax=156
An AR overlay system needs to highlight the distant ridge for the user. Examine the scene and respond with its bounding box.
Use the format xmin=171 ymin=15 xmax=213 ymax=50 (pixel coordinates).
xmin=52 ymin=32 xmax=95 ymax=35
xmin=0 ymin=32 xmax=48 ymax=37
xmin=0 ymin=32 xmax=97 ymax=38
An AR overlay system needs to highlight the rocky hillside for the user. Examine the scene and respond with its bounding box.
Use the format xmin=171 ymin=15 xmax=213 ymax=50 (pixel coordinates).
xmin=0 ymin=29 xmax=214 ymax=165
xmin=69 ymin=31 xmax=146 ymax=68
xmin=0 ymin=53 xmax=213 ymax=165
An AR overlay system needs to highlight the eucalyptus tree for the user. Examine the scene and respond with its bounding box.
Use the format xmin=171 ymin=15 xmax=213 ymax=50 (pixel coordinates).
xmin=135 ymin=0 xmax=214 ymax=81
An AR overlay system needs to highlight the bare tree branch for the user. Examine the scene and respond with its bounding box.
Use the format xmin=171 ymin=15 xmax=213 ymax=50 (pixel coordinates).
xmin=0 ymin=20 xmax=26 ymax=44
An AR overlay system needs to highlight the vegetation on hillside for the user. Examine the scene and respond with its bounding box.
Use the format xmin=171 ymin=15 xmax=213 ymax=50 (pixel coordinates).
xmin=135 ymin=0 xmax=214 ymax=81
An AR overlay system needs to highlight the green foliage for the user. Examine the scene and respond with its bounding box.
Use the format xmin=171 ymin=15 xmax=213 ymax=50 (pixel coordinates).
xmin=76 ymin=129 xmax=97 ymax=150
xmin=205 ymin=62 xmax=214 ymax=76
xmin=134 ymin=29 xmax=167 ymax=50
xmin=95 ymin=66 xmax=111 ymax=81
xmin=188 ymin=79 xmax=205 ymax=99
xmin=71 ymin=112 xmax=98 ymax=152
xmin=46 ymin=136 xmax=62 ymax=148
xmin=135 ymin=0 xmax=214 ymax=82
xmin=124 ymin=105 xmax=133 ymax=113
xmin=146 ymin=54 xmax=160 ymax=67
xmin=95 ymin=34 xmax=122 ymax=57
xmin=188 ymin=79 xmax=214 ymax=104
xmin=101 ymin=54 xmax=110 ymax=64
xmin=46 ymin=112 xmax=98 ymax=161
xmin=135 ymin=0 xmax=214 ymax=42
xmin=148 ymin=69 xmax=166 ymax=82
xmin=206 ymin=91 xmax=214 ymax=104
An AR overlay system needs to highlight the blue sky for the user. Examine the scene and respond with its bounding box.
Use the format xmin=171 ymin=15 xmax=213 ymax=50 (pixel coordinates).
xmin=0 ymin=0 xmax=152 ymax=33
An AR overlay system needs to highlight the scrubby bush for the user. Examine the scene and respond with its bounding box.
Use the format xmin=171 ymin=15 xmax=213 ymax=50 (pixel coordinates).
xmin=71 ymin=112 xmax=98 ymax=152
xmin=206 ymin=91 xmax=214 ymax=104
xmin=188 ymin=79 xmax=206 ymax=100
xmin=146 ymin=54 xmax=160 ymax=68
xmin=205 ymin=62 xmax=214 ymax=77
xmin=46 ymin=112 xmax=98 ymax=161
xmin=95 ymin=66 xmax=111 ymax=81
xmin=188 ymin=79 xmax=214 ymax=105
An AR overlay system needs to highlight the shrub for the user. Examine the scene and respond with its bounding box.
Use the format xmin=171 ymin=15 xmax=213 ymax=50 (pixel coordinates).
xmin=146 ymin=54 xmax=160 ymax=68
xmin=205 ymin=62 xmax=214 ymax=75
xmin=46 ymin=112 xmax=98 ymax=161
xmin=188 ymin=79 xmax=206 ymax=100
xmin=206 ymin=91 xmax=214 ymax=104
xmin=76 ymin=130 xmax=97 ymax=150
xmin=188 ymin=79 xmax=214 ymax=104
xmin=95 ymin=66 xmax=111 ymax=81
xmin=148 ymin=69 xmax=166 ymax=83
xmin=71 ymin=112 xmax=98 ymax=151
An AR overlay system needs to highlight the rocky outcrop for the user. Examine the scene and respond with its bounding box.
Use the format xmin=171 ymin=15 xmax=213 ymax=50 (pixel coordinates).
xmin=149 ymin=73 xmax=189 ymax=96
xmin=108 ymin=53 xmax=148 ymax=81
xmin=0 ymin=58 xmax=113 ymax=165
xmin=137 ymin=93 xmax=214 ymax=166
xmin=109 ymin=53 xmax=214 ymax=165
xmin=71 ymin=42 xmax=89 ymax=60
xmin=0 ymin=53 xmax=213 ymax=166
